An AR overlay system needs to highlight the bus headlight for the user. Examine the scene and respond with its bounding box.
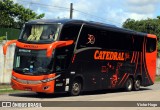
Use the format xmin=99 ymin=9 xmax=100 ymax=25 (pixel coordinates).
xmin=12 ymin=75 xmax=17 ymax=80
xmin=41 ymin=74 xmax=61 ymax=83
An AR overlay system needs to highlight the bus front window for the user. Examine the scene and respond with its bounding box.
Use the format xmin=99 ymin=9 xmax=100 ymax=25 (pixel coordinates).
xmin=13 ymin=48 xmax=54 ymax=75
xmin=20 ymin=24 xmax=60 ymax=42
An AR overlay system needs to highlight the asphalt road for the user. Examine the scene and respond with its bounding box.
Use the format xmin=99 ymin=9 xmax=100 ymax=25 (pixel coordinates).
xmin=0 ymin=82 xmax=160 ymax=110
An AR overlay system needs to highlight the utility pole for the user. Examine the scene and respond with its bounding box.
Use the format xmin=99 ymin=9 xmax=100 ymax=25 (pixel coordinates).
xmin=70 ymin=3 xmax=73 ymax=19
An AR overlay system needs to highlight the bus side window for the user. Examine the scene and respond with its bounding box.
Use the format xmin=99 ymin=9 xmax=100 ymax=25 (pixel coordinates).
xmin=77 ymin=25 xmax=97 ymax=49
xmin=98 ymin=31 xmax=134 ymax=51
xmin=60 ymin=24 xmax=81 ymax=41
xmin=146 ymin=38 xmax=156 ymax=53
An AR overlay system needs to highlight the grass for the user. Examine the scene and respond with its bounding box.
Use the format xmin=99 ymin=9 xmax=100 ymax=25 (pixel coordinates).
xmin=156 ymin=76 xmax=160 ymax=82
xmin=0 ymin=84 xmax=21 ymax=94
xmin=0 ymin=89 xmax=20 ymax=94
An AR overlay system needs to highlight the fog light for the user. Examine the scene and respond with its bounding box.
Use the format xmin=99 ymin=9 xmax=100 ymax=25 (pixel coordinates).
xmin=43 ymin=86 xmax=50 ymax=90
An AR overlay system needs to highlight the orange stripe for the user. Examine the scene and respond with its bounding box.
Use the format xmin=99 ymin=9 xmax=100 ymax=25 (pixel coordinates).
xmin=118 ymin=73 xmax=127 ymax=85
xmin=143 ymin=37 xmax=150 ymax=83
xmin=16 ymin=41 xmax=50 ymax=49
xmin=133 ymin=52 xmax=137 ymax=63
xmin=134 ymin=52 xmax=139 ymax=76
xmin=121 ymin=74 xmax=129 ymax=86
xmin=147 ymin=34 xmax=157 ymax=39
xmin=131 ymin=52 xmax=135 ymax=63
xmin=140 ymin=52 xmax=143 ymax=75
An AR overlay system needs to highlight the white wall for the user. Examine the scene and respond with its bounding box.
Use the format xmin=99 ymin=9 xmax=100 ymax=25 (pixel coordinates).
xmin=0 ymin=41 xmax=15 ymax=84
xmin=157 ymin=58 xmax=160 ymax=75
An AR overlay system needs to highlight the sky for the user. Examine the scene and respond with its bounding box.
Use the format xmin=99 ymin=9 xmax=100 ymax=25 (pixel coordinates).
xmin=13 ymin=0 xmax=160 ymax=27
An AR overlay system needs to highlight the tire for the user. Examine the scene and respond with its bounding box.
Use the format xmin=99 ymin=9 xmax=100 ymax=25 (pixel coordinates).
xmin=125 ymin=78 xmax=133 ymax=91
xmin=133 ymin=78 xmax=141 ymax=91
xmin=70 ymin=80 xmax=82 ymax=96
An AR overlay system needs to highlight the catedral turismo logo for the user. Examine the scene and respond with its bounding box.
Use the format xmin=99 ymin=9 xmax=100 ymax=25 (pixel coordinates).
xmin=94 ymin=50 xmax=125 ymax=61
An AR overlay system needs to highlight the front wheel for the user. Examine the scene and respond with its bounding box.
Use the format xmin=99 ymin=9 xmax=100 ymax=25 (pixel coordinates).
xmin=70 ymin=80 xmax=82 ymax=96
xmin=125 ymin=78 xmax=133 ymax=91
xmin=133 ymin=79 xmax=141 ymax=91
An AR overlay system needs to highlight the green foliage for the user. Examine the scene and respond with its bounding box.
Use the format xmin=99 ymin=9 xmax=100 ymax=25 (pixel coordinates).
xmin=0 ymin=0 xmax=45 ymax=28
xmin=123 ymin=17 xmax=160 ymax=57
xmin=123 ymin=18 xmax=160 ymax=37
xmin=0 ymin=28 xmax=20 ymax=40
xmin=0 ymin=35 xmax=5 ymax=43
xmin=156 ymin=76 xmax=160 ymax=82
xmin=0 ymin=36 xmax=6 ymax=40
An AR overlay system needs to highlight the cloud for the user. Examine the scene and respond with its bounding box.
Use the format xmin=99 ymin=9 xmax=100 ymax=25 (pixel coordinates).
xmin=12 ymin=0 xmax=160 ymax=26
xmin=126 ymin=0 xmax=159 ymax=6
xmin=125 ymin=0 xmax=160 ymax=14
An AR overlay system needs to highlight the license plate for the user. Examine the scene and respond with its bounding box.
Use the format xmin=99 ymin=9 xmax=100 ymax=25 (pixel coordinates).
xmin=24 ymin=87 xmax=32 ymax=91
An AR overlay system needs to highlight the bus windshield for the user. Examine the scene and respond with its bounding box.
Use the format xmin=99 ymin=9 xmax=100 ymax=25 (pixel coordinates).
xmin=13 ymin=48 xmax=54 ymax=75
xmin=20 ymin=24 xmax=60 ymax=42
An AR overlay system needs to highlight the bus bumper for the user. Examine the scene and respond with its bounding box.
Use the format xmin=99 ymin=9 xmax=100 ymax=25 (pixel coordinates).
xmin=11 ymin=79 xmax=55 ymax=93
xmin=11 ymin=72 xmax=56 ymax=93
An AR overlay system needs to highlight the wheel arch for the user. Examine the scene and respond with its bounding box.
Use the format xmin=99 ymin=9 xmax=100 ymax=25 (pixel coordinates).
xmin=135 ymin=75 xmax=142 ymax=85
xmin=72 ymin=75 xmax=84 ymax=90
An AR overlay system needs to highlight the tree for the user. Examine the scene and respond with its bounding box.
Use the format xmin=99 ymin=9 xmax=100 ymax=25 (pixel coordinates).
xmin=123 ymin=17 xmax=160 ymax=57
xmin=0 ymin=0 xmax=45 ymax=28
xmin=123 ymin=18 xmax=160 ymax=39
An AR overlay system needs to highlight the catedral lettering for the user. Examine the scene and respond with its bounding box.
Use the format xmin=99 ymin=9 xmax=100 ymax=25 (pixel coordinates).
xmin=94 ymin=50 xmax=125 ymax=61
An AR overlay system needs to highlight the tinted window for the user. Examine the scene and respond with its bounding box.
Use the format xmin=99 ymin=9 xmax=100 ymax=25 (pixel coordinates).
xmin=60 ymin=24 xmax=81 ymax=41
xmin=98 ymin=31 xmax=134 ymax=51
xmin=77 ymin=25 xmax=144 ymax=52
xmin=77 ymin=25 xmax=98 ymax=49
xmin=146 ymin=38 xmax=156 ymax=52
xmin=133 ymin=36 xmax=143 ymax=51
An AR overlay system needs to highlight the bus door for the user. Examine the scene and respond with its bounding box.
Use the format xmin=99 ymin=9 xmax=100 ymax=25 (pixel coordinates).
xmin=54 ymin=46 xmax=74 ymax=92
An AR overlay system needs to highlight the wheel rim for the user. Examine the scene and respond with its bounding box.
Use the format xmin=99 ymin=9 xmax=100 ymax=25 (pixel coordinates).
xmin=135 ymin=80 xmax=140 ymax=89
xmin=72 ymin=82 xmax=80 ymax=95
xmin=127 ymin=79 xmax=132 ymax=90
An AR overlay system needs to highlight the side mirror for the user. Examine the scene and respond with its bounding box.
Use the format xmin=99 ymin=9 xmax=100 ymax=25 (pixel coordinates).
xmin=46 ymin=40 xmax=74 ymax=57
xmin=3 ymin=40 xmax=17 ymax=55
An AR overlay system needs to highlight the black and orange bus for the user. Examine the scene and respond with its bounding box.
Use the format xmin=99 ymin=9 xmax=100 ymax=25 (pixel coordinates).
xmin=3 ymin=19 xmax=157 ymax=96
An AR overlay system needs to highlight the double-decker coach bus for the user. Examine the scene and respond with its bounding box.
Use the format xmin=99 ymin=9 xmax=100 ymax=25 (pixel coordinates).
xmin=3 ymin=19 xmax=157 ymax=96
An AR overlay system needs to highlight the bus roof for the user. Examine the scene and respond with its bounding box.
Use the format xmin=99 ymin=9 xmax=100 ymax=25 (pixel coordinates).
xmin=27 ymin=19 xmax=147 ymax=37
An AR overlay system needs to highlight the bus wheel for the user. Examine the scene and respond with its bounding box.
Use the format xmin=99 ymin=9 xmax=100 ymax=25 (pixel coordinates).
xmin=125 ymin=78 xmax=133 ymax=91
xmin=70 ymin=80 xmax=81 ymax=96
xmin=133 ymin=78 xmax=141 ymax=91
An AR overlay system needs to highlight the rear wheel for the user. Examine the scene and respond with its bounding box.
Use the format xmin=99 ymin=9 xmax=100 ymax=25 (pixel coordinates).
xmin=125 ymin=78 xmax=133 ymax=91
xmin=133 ymin=78 xmax=141 ymax=91
xmin=70 ymin=80 xmax=82 ymax=96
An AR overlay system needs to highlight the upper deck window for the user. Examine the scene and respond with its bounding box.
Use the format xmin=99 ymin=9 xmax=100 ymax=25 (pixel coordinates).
xmin=146 ymin=37 xmax=157 ymax=53
xmin=20 ymin=24 xmax=60 ymax=42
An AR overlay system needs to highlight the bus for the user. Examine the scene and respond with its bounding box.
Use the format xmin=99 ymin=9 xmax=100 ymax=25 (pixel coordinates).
xmin=3 ymin=19 xmax=157 ymax=96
